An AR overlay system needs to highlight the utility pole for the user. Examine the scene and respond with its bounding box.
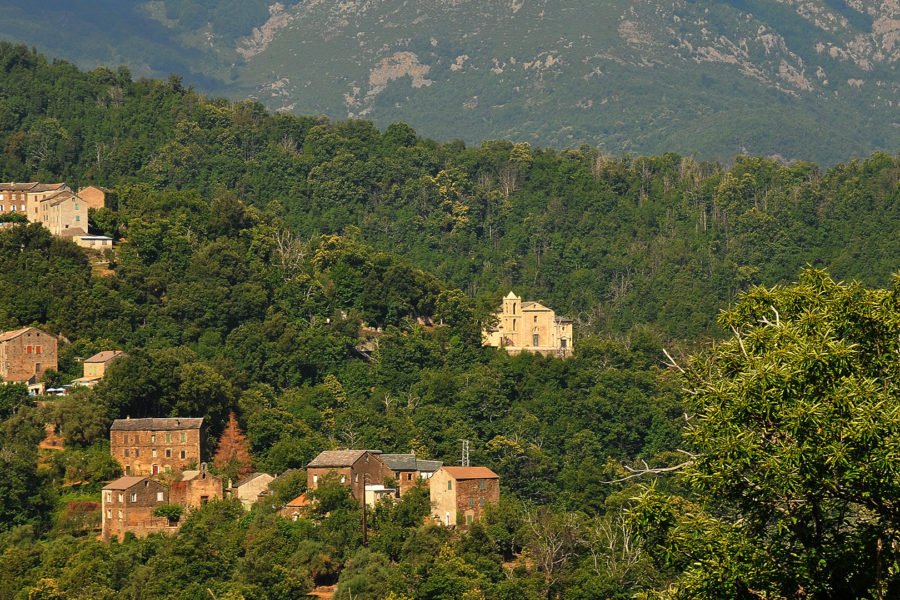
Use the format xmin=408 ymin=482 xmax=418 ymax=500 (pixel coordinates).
xmin=362 ymin=473 xmax=368 ymax=546
xmin=459 ymin=439 xmax=470 ymax=467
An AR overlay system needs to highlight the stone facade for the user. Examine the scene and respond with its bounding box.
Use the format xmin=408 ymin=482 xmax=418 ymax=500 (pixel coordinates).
xmin=0 ymin=327 xmax=58 ymax=383
xmin=380 ymin=454 xmax=444 ymax=495
xmin=102 ymin=476 xmax=175 ymax=542
xmin=230 ymin=472 xmax=275 ymax=509
xmin=307 ymin=450 xmax=392 ymax=503
xmin=169 ymin=463 xmax=222 ymax=508
xmin=110 ymin=418 xmax=204 ymax=476
xmin=483 ymin=291 xmax=573 ymax=357
xmin=0 ymin=182 xmax=93 ymax=237
xmin=39 ymin=190 xmax=87 ymax=236
xmin=83 ymin=351 xmax=125 ymax=378
xmin=430 ymin=466 xmax=500 ymax=530
xmin=77 ymin=186 xmax=110 ymax=210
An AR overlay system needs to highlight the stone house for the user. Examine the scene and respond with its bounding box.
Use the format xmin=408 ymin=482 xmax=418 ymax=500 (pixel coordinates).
xmin=307 ymin=450 xmax=391 ymax=503
xmin=169 ymin=463 xmax=222 ymax=508
xmin=483 ymin=291 xmax=573 ymax=357
xmin=228 ymin=472 xmax=275 ymax=509
xmin=71 ymin=350 xmax=125 ymax=387
xmin=0 ymin=327 xmax=58 ymax=384
xmin=0 ymin=182 xmax=68 ymax=217
xmin=101 ymin=476 xmax=175 ymax=542
xmin=39 ymin=189 xmax=87 ymax=236
xmin=430 ymin=466 xmax=500 ymax=530
xmin=380 ymin=454 xmax=444 ymax=495
xmin=77 ymin=185 xmax=111 ymax=210
xmin=110 ymin=417 xmax=204 ymax=476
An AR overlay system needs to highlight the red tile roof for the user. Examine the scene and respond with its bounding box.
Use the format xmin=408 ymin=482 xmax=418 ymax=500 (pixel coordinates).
xmin=0 ymin=327 xmax=32 ymax=342
xmin=85 ymin=350 xmax=125 ymax=363
xmin=441 ymin=466 xmax=499 ymax=479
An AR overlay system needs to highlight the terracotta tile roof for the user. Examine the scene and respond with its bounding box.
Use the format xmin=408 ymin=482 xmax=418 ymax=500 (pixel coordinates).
xmin=85 ymin=350 xmax=125 ymax=363
xmin=441 ymin=466 xmax=499 ymax=480
xmin=0 ymin=327 xmax=32 ymax=342
xmin=110 ymin=417 xmax=204 ymax=431
xmin=103 ymin=476 xmax=148 ymax=490
xmin=307 ymin=449 xmax=382 ymax=468
xmin=381 ymin=453 xmax=418 ymax=471
xmin=286 ymin=494 xmax=311 ymax=507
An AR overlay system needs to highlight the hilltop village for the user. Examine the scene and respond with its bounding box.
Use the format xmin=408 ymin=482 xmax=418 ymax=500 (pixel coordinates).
xmin=0 ymin=274 xmax=571 ymax=543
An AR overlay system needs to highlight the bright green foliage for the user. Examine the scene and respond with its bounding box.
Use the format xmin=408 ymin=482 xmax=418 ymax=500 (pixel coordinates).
xmin=634 ymin=270 xmax=900 ymax=598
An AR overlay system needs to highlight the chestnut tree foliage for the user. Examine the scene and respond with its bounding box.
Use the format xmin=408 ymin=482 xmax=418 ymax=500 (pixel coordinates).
xmin=634 ymin=270 xmax=900 ymax=599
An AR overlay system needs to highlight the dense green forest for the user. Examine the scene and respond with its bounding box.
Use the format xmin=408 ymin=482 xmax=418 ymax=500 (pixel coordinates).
xmin=1 ymin=42 xmax=899 ymax=599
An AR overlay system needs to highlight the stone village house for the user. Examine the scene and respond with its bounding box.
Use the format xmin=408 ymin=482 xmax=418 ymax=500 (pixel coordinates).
xmin=110 ymin=417 xmax=204 ymax=476
xmin=101 ymin=476 xmax=174 ymax=542
xmin=71 ymin=350 xmax=125 ymax=387
xmin=430 ymin=466 xmax=500 ymax=530
xmin=0 ymin=327 xmax=58 ymax=393
xmin=307 ymin=450 xmax=393 ymax=503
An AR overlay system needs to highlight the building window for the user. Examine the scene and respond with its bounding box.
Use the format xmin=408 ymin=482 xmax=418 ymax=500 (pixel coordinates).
xmin=180 ymin=450 xmax=186 ymax=459
xmin=130 ymin=493 xmax=137 ymax=503
xmin=75 ymin=204 xmax=79 ymax=210
xmin=534 ymin=316 xmax=537 ymax=322
xmin=75 ymin=215 xmax=80 ymax=222
xmin=124 ymin=449 xmax=129 ymax=457
xmin=105 ymin=492 xmax=112 ymax=502
xmin=313 ymin=474 xmax=318 ymax=484
xmin=479 ymin=497 xmax=484 ymax=506
xmin=354 ymin=474 xmax=358 ymax=483
xmin=448 ymin=480 xmax=453 ymax=491
xmin=156 ymin=492 xmax=164 ymax=502
xmin=532 ymin=334 xmax=539 ymax=346
xmin=151 ymin=434 xmax=156 ymax=443
xmin=180 ymin=433 xmax=186 ymax=442
xmin=135 ymin=449 xmax=139 ymax=457
xmin=479 ymin=479 xmax=486 ymax=490
xmin=125 ymin=465 xmax=131 ymax=475
xmin=107 ymin=509 xmax=112 ymax=518
xmin=407 ymin=473 xmax=412 ymax=481
xmin=118 ymin=510 xmax=123 ymax=519
xmin=0 ymin=205 xmax=4 ymax=211
xmin=340 ymin=475 xmax=346 ymax=484
xmin=152 ymin=449 xmax=157 ymax=458
xmin=118 ymin=494 xmax=123 ymax=503
xmin=512 ymin=319 xmax=516 ymax=331
xmin=165 ymin=466 xmax=170 ymax=473
xmin=561 ymin=338 xmax=567 ymax=349
xmin=469 ymin=496 xmax=474 ymax=507
xmin=26 ymin=346 xmax=32 ymax=354
xmin=165 ymin=448 xmax=171 ymax=457
xmin=166 ymin=433 xmax=171 ymax=443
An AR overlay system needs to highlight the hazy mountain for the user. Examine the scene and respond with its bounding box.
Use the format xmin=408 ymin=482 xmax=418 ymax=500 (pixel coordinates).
xmin=1 ymin=0 xmax=898 ymax=164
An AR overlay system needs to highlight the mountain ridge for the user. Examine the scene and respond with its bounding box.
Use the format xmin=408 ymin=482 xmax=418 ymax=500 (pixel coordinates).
xmin=0 ymin=0 xmax=897 ymax=164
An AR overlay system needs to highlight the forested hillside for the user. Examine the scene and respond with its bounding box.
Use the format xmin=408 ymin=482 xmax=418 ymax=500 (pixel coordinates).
xmin=1 ymin=43 xmax=899 ymax=599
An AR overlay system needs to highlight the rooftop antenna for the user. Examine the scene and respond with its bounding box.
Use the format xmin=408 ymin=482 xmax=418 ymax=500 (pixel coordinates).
xmin=459 ymin=439 xmax=470 ymax=467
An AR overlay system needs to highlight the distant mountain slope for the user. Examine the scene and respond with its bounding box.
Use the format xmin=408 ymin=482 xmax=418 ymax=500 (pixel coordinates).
xmin=1 ymin=0 xmax=898 ymax=164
